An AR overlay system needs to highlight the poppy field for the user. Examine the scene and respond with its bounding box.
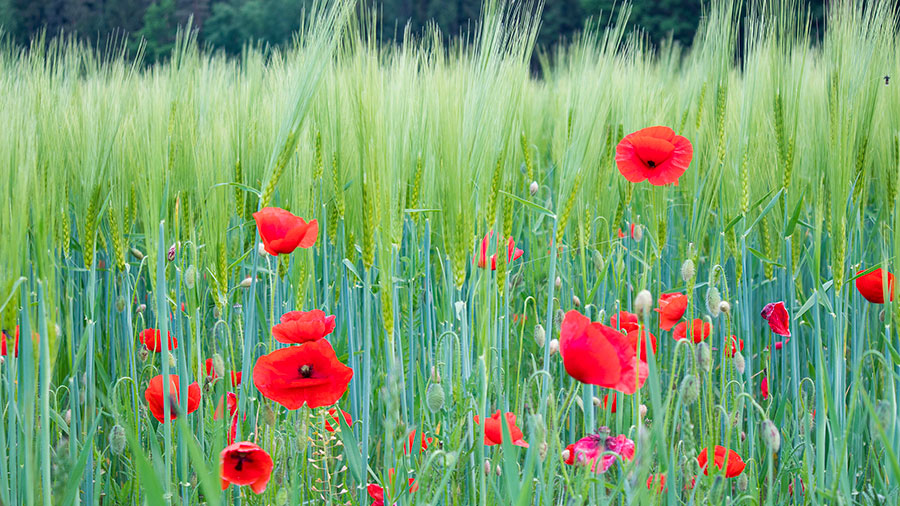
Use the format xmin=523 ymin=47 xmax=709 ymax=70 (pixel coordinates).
xmin=1 ymin=0 xmax=900 ymax=504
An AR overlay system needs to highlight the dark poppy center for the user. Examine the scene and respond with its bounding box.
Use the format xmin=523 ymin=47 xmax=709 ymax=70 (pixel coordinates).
xmin=631 ymin=136 xmax=675 ymax=170
xmin=232 ymin=451 xmax=253 ymax=471
xmin=299 ymin=364 xmax=313 ymax=378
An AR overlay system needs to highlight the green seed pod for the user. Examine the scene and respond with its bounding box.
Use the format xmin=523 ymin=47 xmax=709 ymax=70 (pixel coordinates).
xmin=109 ymin=424 xmax=126 ymax=455
xmin=680 ymin=374 xmax=700 ymax=406
xmin=426 ymin=384 xmax=445 ymax=413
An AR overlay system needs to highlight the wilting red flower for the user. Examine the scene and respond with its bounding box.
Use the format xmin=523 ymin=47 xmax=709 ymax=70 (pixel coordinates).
xmin=144 ymin=374 xmax=201 ymax=423
xmin=272 ymin=310 xmax=337 ymax=344
xmin=403 ymin=429 xmax=433 ymax=454
xmin=324 ymin=408 xmax=352 ymax=432
xmin=761 ymin=302 xmax=790 ymax=337
xmin=477 ymin=231 xmax=524 ymax=270
xmin=855 ymin=268 xmax=895 ymax=303
xmin=570 ymin=430 xmax=635 ymax=473
xmin=253 ymin=340 xmax=353 ymax=409
xmin=220 ymin=441 xmax=273 ymax=494
xmin=559 ymin=310 xmax=648 ymax=393
xmin=610 ymin=310 xmax=639 ymax=332
xmin=761 ymin=376 xmax=769 ymax=400
xmin=615 ymin=126 xmax=693 ymax=186
xmin=673 ymin=319 xmax=711 ymax=343
xmin=563 ymin=443 xmax=576 ymax=465
xmin=474 ymin=410 xmax=528 ymax=447
xmin=139 ymin=328 xmax=177 ymax=352
xmin=656 ymin=293 xmax=687 ymax=331
xmin=725 ymin=335 xmax=744 ymax=357
xmin=603 ymin=393 xmax=617 ymax=413
xmin=647 ymin=473 xmax=667 ymax=493
xmin=698 ymin=446 xmax=745 ymax=478
xmin=252 ymin=207 xmax=318 ymax=256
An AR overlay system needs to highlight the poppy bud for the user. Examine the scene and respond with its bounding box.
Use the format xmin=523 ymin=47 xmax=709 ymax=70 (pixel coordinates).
xmin=65 ymin=409 xmax=71 ymax=425
xmin=561 ymin=447 xmax=570 ymax=462
xmin=555 ymin=276 xmax=561 ymax=289
xmin=263 ymin=404 xmax=277 ymax=427
xmin=116 ymin=296 xmax=126 ymax=313
xmin=454 ymin=301 xmax=466 ymax=321
xmin=592 ymin=250 xmax=604 ymax=272
xmin=257 ymin=242 xmax=268 ymax=257
xmin=696 ymin=342 xmax=712 ymax=372
xmin=109 ymin=424 xmax=126 ymax=455
xmin=681 ymin=259 xmax=695 ymax=282
xmin=136 ymin=304 xmax=146 ymax=314
xmin=879 ymin=309 xmax=886 ymax=322
xmin=534 ymin=324 xmax=546 ymax=348
xmin=592 ymin=396 xmax=602 ymax=407
xmin=737 ymin=473 xmax=748 ymax=491
xmin=632 ymin=224 xmax=643 ymax=242
xmin=706 ymin=287 xmax=721 ymax=317
xmin=740 ymin=431 xmax=746 ymax=442
xmin=734 ymin=351 xmax=746 ymax=374
xmin=679 ymin=374 xmax=700 ymax=406
xmin=139 ymin=346 xmax=149 ymax=362
xmin=240 ymin=276 xmax=253 ymax=288
xmin=168 ymin=352 xmax=177 ymax=368
xmin=167 ymin=243 xmax=177 ymax=262
xmin=634 ymin=289 xmax=653 ymax=318
xmin=185 ymin=265 xmax=197 ymax=289
xmin=426 ymin=383 xmax=444 ymax=413
xmin=484 ymin=460 xmax=491 ymax=475
xmin=130 ymin=248 xmax=144 ymax=261
xmin=211 ymin=353 xmax=225 ymax=378
xmin=572 ymin=295 xmax=581 ymax=307
xmin=575 ymin=396 xmax=584 ymax=410
xmin=495 ymin=465 xmax=502 ymax=476
xmin=639 ymin=404 xmax=648 ymax=418
xmin=549 ymin=339 xmax=559 ymax=356
xmin=761 ymin=419 xmax=781 ymax=451
xmin=719 ymin=301 xmax=731 ymax=315
xmin=554 ymin=309 xmax=564 ymax=331
xmin=529 ymin=181 xmax=539 ymax=196
xmin=615 ymin=256 xmax=625 ymax=276
xmin=276 ymin=488 xmax=288 ymax=506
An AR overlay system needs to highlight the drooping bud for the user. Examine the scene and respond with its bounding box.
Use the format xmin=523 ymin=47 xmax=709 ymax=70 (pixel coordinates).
xmin=529 ymin=181 xmax=539 ymax=196
xmin=639 ymin=404 xmax=648 ymax=418
xmin=130 ymin=248 xmax=145 ymax=261
xmin=168 ymin=352 xmax=177 ymax=368
xmin=426 ymin=384 xmax=444 ymax=413
xmin=549 ymin=339 xmax=560 ymax=356
xmin=483 ymin=460 xmax=492 ymax=475
xmin=572 ymin=295 xmax=581 ymax=307
xmin=679 ymin=374 xmax=700 ymax=405
xmin=554 ymin=308 xmax=564 ymax=331
xmin=109 ymin=424 xmax=126 ymax=455
xmin=555 ymin=276 xmax=562 ymax=290
xmin=719 ymin=301 xmax=731 ymax=316
xmin=592 ymin=396 xmax=602 ymax=407
xmin=184 ymin=265 xmax=197 ymax=289
xmin=734 ymin=351 xmax=746 ymax=374
xmin=139 ymin=346 xmax=149 ymax=362
xmin=263 ymin=404 xmax=277 ymax=427
xmin=681 ymin=258 xmax=696 ymax=282
xmin=136 ymin=304 xmax=146 ymax=314
xmin=167 ymin=243 xmax=177 ymax=262
xmin=534 ymin=324 xmax=546 ymax=348
xmin=239 ymin=276 xmax=253 ymax=288
xmin=561 ymin=448 xmax=571 ymax=462
xmin=257 ymin=242 xmax=268 ymax=257
xmin=634 ymin=289 xmax=653 ymax=319
xmin=761 ymin=419 xmax=781 ymax=451
xmin=706 ymin=287 xmax=721 ymax=317
xmin=632 ymin=224 xmax=643 ymax=242
xmin=696 ymin=342 xmax=712 ymax=372
xmin=211 ymin=354 xmax=225 ymax=379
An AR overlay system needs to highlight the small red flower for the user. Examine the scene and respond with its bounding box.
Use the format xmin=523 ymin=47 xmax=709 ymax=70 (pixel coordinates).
xmin=615 ymin=126 xmax=693 ymax=186
xmin=774 ymin=338 xmax=790 ymax=350
xmin=220 ymin=441 xmax=273 ymax=494
xmin=564 ymin=443 xmax=576 ymax=465
xmin=144 ymin=374 xmax=201 ymax=423
xmin=272 ymin=310 xmax=337 ymax=344
xmin=698 ymin=446 xmax=745 ymax=478
xmin=647 ymin=473 xmax=667 ymax=493
xmin=559 ymin=310 xmax=648 ymax=394
xmin=474 ymin=410 xmax=528 ymax=447
xmin=761 ymin=301 xmax=791 ymax=337
xmin=252 ymin=207 xmax=318 ymax=256
xmin=403 ymin=429 xmax=433 ymax=455
xmin=673 ymin=319 xmax=711 ymax=343
xmin=656 ymin=293 xmax=687 ymax=331
xmin=855 ymin=268 xmax=895 ymax=303
xmin=609 ymin=310 xmax=639 ymax=332
xmin=761 ymin=376 xmax=769 ymax=400
xmin=477 ymin=231 xmax=524 ymax=270
xmin=324 ymin=408 xmax=352 ymax=432
xmin=252 ymin=339 xmax=353 ymax=409
xmin=139 ymin=328 xmax=177 ymax=352
xmin=725 ymin=335 xmax=744 ymax=357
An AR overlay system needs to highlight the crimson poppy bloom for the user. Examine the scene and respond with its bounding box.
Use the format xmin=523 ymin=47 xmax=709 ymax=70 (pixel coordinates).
xmin=570 ymin=431 xmax=635 ymax=473
xmin=673 ymin=319 xmax=711 ymax=343
xmin=252 ymin=207 xmax=318 ymax=256
xmin=656 ymin=293 xmax=687 ymax=331
xmin=477 ymin=231 xmax=524 ymax=270
xmin=220 ymin=441 xmax=273 ymax=494
xmin=855 ymin=268 xmax=895 ymax=303
xmin=647 ymin=473 xmax=667 ymax=493
xmin=144 ymin=374 xmax=201 ymax=423
xmin=403 ymin=429 xmax=433 ymax=454
xmin=139 ymin=328 xmax=177 ymax=352
xmin=609 ymin=310 xmax=639 ymax=332
xmin=324 ymin=408 xmax=352 ymax=432
xmin=761 ymin=302 xmax=790 ymax=337
xmin=725 ymin=335 xmax=744 ymax=357
xmin=473 ymin=410 xmax=528 ymax=447
xmin=698 ymin=446 xmax=745 ymax=478
xmin=559 ymin=310 xmax=648 ymax=394
xmin=252 ymin=339 xmax=353 ymax=409
xmin=761 ymin=376 xmax=769 ymax=400
xmin=615 ymin=126 xmax=693 ymax=186
xmin=563 ymin=443 xmax=576 ymax=465
xmin=272 ymin=310 xmax=337 ymax=344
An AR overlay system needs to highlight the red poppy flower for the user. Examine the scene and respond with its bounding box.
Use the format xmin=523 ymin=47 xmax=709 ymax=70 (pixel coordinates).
xmin=656 ymin=293 xmax=687 ymax=331
xmin=855 ymin=268 xmax=895 ymax=303
xmin=698 ymin=446 xmax=745 ymax=478
xmin=647 ymin=473 xmax=667 ymax=493
xmin=603 ymin=393 xmax=617 ymax=413
xmin=761 ymin=302 xmax=791 ymax=337
xmin=615 ymin=126 xmax=693 ymax=186
xmin=559 ymin=310 xmax=648 ymax=394
xmin=272 ymin=310 xmax=337 ymax=344
xmin=139 ymin=328 xmax=177 ymax=352
xmin=0 ymin=327 xmax=35 ymax=357
xmin=673 ymin=319 xmax=711 ymax=343
xmin=564 ymin=443 xmax=576 ymax=465
xmin=214 ymin=392 xmax=239 ymax=444
xmin=205 ymin=358 xmax=217 ymax=379
xmin=324 ymin=408 xmax=352 ymax=432
xmin=231 ymin=372 xmax=242 ymax=387
xmin=144 ymin=374 xmax=201 ymax=423
xmin=252 ymin=207 xmax=318 ymax=256
xmin=220 ymin=441 xmax=273 ymax=494
xmin=610 ymin=310 xmax=639 ymax=333
xmin=627 ymin=327 xmax=657 ymax=361
xmin=473 ymin=410 xmax=528 ymax=447
xmin=616 ymin=224 xmax=637 ymax=239
xmin=774 ymin=338 xmax=790 ymax=350
xmin=761 ymin=376 xmax=769 ymax=400
xmin=725 ymin=335 xmax=743 ymax=357
xmin=403 ymin=429 xmax=433 ymax=454
xmin=477 ymin=231 xmax=524 ymax=270
xmin=252 ymin=339 xmax=353 ymax=409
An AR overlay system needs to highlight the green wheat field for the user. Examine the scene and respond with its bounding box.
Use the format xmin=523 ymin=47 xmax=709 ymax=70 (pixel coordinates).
xmin=1 ymin=0 xmax=899 ymax=504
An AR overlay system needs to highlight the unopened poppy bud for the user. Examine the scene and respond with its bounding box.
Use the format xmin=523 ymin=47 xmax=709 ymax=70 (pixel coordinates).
xmin=184 ymin=265 xmax=197 ymax=289
xmin=64 ymin=409 xmax=71 ymax=425
xmin=136 ymin=303 xmax=146 ymax=314
xmin=240 ymin=276 xmax=253 ymax=288
xmin=592 ymin=250 xmax=604 ymax=271
xmin=639 ymin=404 xmax=648 ymax=418
xmin=740 ymin=431 xmax=747 ymax=442
xmin=561 ymin=448 xmax=571 ymax=462
xmin=275 ymin=488 xmax=288 ymax=506
xmin=257 ymin=242 xmax=268 ymax=257
xmin=679 ymin=374 xmax=700 ymax=406
xmin=484 ymin=460 xmax=491 ymax=475
xmin=167 ymin=243 xmax=177 ymax=262
xmin=109 ymin=424 xmax=126 ymax=455
xmin=632 ymin=224 xmax=643 ymax=242
xmin=615 ymin=256 xmax=625 ymax=276
xmin=706 ymin=287 xmax=721 ymax=317
xmin=130 ymin=248 xmax=144 ymax=261
xmin=534 ymin=324 xmax=546 ymax=348
xmin=139 ymin=346 xmax=149 ymax=362
xmin=554 ymin=308 xmax=564 ymax=331
xmin=592 ymin=396 xmax=602 ymax=407
xmin=575 ymin=396 xmax=584 ymax=410
xmin=761 ymin=419 xmax=781 ymax=451
xmin=529 ymin=181 xmax=539 ymax=196
xmin=696 ymin=342 xmax=712 ymax=372
xmin=879 ymin=309 xmax=886 ymax=322
xmin=211 ymin=353 xmax=225 ymax=378
xmin=572 ymin=295 xmax=581 ymax=307
xmin=495 ymin=465 xmax=502 ymax=476
xmin=168 ymin=352 xmax=177 ymax=368
xmin=426 ymin=383 xmax=444 ymax=412
xmin=263 ymin=404 xmax=277 ymax=427
xmin=115 ymin=296 xmax=126 ymax=313
xmin=555 ymin=276 xmax=561 ymax=289
xmin=549 ymin=339 xmax=559 ymax=356
xmin=681 ymin=259 xmax=695 ymax=282
xmin=719 ymin=301 xmax=731 ymax=315
xmin=454 ymin=300 xmax=466 ymax=321
xmin=734 ymin=351 xmax=746 ymax=374
xmin=737 ymin=473 xmax=749 ymax=491
xmin=634 ymin=289 xmax=653 ymax=318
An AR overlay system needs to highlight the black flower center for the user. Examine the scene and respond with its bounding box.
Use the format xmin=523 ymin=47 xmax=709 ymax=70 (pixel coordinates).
xmin=299 ymin=364 xmax=313 ymax=378
xmin=232 ymin=451 xmax=252 ymax=471
xmin=646 ymin=160 xmax=656 ymax=168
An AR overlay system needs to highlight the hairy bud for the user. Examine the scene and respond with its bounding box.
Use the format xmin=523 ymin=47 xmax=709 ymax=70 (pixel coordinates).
xmin=696 ymin=342 xmax=712 ymax=372
xmin=426 ymin=384 xmax=444 ymax=413
xmin=529 ymin=181 xmax=539 ymax=196
xmin=761 ymin=419 xmax=781 ymax=451
xmin=109 ymin=424 xmax=126 ymax=455
xmin=681 ymin=259 xmax=696 ymax=282
xmin=679 ymin=374 xmax=700 ymax=406
xmin=534 ymin=324 xmax=546 ymax=348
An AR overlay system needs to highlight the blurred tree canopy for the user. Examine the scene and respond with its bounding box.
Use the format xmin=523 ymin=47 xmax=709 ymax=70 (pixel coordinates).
xmin=0 ymin=0 xmax=828 ymax=61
